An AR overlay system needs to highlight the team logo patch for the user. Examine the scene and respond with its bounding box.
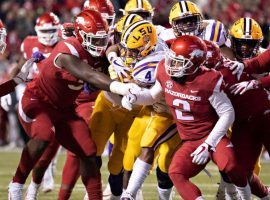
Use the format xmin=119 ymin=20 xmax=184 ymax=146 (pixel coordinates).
xmin=166 ymin=80 xmax=173 ymax=89
xmin=189 ymin=49 xmax=205 ymax=59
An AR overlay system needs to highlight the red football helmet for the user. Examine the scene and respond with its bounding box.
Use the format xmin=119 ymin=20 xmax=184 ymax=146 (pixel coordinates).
xmin=83 ymin=0 xmax=115 ymax=30
xmin=60 ymin=22 xmax=75 ymax=39
xmin=0 ymin=19 xmax=7 ymax=54
xmin=74 ymin=9 xmax=109 ymax=57
xmin=35 ymin=12 xmax=60 ymax=46
xmin=204 ymin=40 xmax=222 ymax=69
xmin=165 ymin=35 xmax=207 ymax=77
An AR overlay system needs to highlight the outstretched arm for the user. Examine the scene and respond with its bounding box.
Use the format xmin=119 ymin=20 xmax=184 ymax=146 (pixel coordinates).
xmin=56 ymin=53 xmax=139 ymax=95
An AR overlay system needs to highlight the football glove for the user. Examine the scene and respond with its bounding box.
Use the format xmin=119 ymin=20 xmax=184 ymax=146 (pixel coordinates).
xmin=230 ymin=80 xmax=260 ymax=95
xmin=190 ymin=142 xmax=210 ymax=165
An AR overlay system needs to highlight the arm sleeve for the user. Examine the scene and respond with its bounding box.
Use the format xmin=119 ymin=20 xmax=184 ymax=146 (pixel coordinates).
xmin=0 ymin=80 xmax=16 ymax=97
xmin=206 ymin=77 xmax=235 ymax=148
xmin=244 ymin=49 xmax=270 ymax=74
xmin=258 ymin=75 xmax=270 ymax=88
xmin=134 ymin=80 xmax=164 ymax=105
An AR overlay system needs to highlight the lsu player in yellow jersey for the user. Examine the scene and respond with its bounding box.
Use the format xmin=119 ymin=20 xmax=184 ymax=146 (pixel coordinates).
xmin=159 ymin=0 xmax=228 ymax=47
xmin=215 ymin=17 xmax=269 ymax=200
xmin=118 ymin=20 xmax=180 ymax=200
xmin=88 ymin=20 xmax=159 ymax=200
xmin=121 ymin=0 xmax=166 ymax=36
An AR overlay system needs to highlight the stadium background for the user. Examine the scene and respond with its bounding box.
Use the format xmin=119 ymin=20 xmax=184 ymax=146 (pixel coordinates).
xmin=0 ymin=0 xmax=269 ymax=199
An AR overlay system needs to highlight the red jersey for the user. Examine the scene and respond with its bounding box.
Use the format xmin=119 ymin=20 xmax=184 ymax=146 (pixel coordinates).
xmin=25 ymin=37 xmax=96 ymax=109
xmin=21 ymin=36 xmax=55 ymax=60
xmin=156 ymin=59 xmax=223 ymax=141
xmin=217 ymin=65 xmax=270 ymax=121
xmin=244 ymin=49 xmax=270 ymax=88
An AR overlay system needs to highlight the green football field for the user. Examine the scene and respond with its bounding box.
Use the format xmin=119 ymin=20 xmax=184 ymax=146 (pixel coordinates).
xmin=0 ymin=150 xmax=269 ymax=200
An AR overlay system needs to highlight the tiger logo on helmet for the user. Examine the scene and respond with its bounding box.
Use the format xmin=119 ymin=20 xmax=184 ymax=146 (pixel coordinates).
xmin=122 ymin=0 xmax=154 ymax=22
xmin=229 ymin=17 xmax=263 ymax=60
xmin=114 ymin=14 xmax=143 ymax=44
xmin=120 ymin=20 xmax=157 ymax=67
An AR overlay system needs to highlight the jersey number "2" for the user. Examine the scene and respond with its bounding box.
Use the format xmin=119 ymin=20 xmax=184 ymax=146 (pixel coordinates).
xmin=173 ymin=99 xmax=194 ymax=121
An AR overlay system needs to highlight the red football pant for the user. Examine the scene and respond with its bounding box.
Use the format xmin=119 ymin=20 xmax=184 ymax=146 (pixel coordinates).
xmin=59 ymin=101 xmax=95 ymax=199
xmin=15 ymin=93 xmax=101 ymax=198
xmin=169 ymin=136 xmax=247 ymax=200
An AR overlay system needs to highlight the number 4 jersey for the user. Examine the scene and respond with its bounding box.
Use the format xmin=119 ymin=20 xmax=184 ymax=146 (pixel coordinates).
xmin=156 ymin=59 xmax=227 ymax=141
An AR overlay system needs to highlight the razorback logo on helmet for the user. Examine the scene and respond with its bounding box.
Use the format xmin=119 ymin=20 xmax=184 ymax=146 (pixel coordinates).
xmin=189 ymin=49 xmax=205 ymax=59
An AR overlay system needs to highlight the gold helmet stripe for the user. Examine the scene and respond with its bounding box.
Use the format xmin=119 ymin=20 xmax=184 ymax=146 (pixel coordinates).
xmin=180 ymin=1 xmax=188 ymax=13
xmin=124 ymin=14 xmax=137 ymax=27
xmin=122 ymin=20 xmax=149 ymax=44
xmin=137 ymin=0 xmax=143 ymax=8
xmin=184 ymin=1 xmax=189 ymax=12
xmin=244 ymin=17 xmax=252 ymax=36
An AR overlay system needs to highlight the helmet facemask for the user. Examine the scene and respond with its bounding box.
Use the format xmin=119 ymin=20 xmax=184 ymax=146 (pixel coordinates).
xmin=79 ymin=30 xmax=109 ymax=57
xmin=102 ymin=13 xmax=116 ymax=32
xmin=231 ymin=37 xmax=261 ymax=61
xmin=172 ymin=14 xmax=202 ymax=37
xmin=35 ymin=26 xmax=59 ymax=46
xmin=0 ymin=28 xmax=7 ymax=54
xmin=119 ymin=43 xmax=143 ymax=67
xmin=165 ymin=49 xmax=198 ymax=78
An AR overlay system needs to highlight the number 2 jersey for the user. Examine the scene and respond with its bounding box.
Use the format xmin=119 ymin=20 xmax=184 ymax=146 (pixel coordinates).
xmin=156 ymin=59 xmax=228 ymax=141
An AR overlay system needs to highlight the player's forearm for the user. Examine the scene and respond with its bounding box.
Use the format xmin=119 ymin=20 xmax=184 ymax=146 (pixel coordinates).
xmin=207 ymin=91 xmax=235 ymax=148
xmin=8 ymin=56 xmax=26 ymax=79
xmin=0 ymin=80 xmax=16 ymax=97
xmin=244 ymin=48 xmax=270 ymax=74
xmin=134 ymin=80 xmax=163 ymax=105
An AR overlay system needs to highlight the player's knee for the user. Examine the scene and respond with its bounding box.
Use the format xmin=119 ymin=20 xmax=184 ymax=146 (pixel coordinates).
xmin=139 ymin=147 xmax=154 ymax=164
xmin=27 ymin=139 xmax=49 ymax=156
xmin=108 ymin=172 xmax=123 ymax=196
xmin=156 ymin=166 xmax=173 ymax=189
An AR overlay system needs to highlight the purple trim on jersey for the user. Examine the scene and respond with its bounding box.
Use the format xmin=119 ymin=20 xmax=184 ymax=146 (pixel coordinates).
xmin=133 ymin=61 xmax=159 ymax=70
xmin=133 ymin=66 xmax=156 ymax=76
xmin=210 ymin=21 xmax=216 ymax=41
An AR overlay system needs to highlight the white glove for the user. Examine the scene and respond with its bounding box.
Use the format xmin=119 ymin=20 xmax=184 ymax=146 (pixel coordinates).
xmin=110 ymin=81 xmax=141 ymax=96
xmin=121 ymin=93 xmax=137 ymax=111
xmin=230 ymin=80 xmax=260 ymax=95
xmin=1 ymin=94 xmax=12 ymax=112
xmin=224 ymin=60 xmax=244 ymax=80
xmin=109 ymin=57 xmax=132 ymax=82
xmin=13 ymin=58 xmax=36 ymax=84
xmin=190 ymin=142 xmax=210 ymax=165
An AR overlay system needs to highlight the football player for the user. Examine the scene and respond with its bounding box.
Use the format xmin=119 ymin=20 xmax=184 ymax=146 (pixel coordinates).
xmin=122 ymin=35 xmax=252 ymax=200
xmin=8 ymin=9 xmax=139 ymax=200
xmin=159 ymin=1 xmax=227 ymax=47
xmin=83 ymin=0 xmax=116 ymax=33
xmin=83 ymin=20 xmax=159 ymax=200
xmin=206 ymin=18 xmax=270 ymax=199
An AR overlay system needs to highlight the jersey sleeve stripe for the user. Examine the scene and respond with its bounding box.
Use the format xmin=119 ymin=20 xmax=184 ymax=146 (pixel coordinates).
xmin=209 ymin=21 xmax=217 ymax=41
xmin=216 ymin=22 xmax=223 ymax=43
xmin=213 ymin=21 xmax=221 ymax=42
xmin=64 ymin=42 xmax=79 ymax=57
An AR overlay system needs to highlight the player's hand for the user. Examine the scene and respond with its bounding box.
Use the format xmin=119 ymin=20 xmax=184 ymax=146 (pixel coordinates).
xmin=109 ymin=57 xmax=132 ymax=82
xmin=60 ymin=23 xmax=75 ymax=39
xmin=121 ymin=93 xmax=137 ymax=111
xmin=32 ymin=51 xmax=45 ymax=63
xmin=0 ymin=94 xmax=12 ymax=112
xmin=224 ymin=60 xmax=244 ymax=80
xmin=110 ymin=81 xmax=141 ymax=96
xmin=190 ymin=142 xmax=210 ymax=165
xmin=230 ymin=80 xmax=260 ymax=95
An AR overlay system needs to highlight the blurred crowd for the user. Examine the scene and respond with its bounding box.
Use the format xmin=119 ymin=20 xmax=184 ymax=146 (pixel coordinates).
xmin=0 ymin=0 xmax=269 ymax=148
